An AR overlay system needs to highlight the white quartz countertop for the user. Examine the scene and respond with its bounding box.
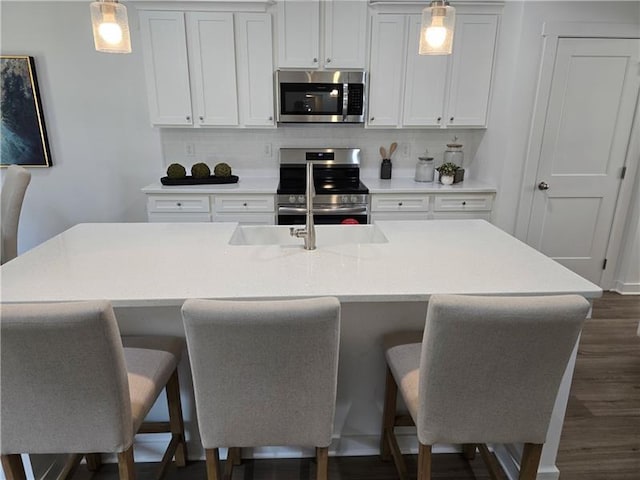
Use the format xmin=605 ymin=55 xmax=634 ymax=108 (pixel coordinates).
xmin=0 ymin=221 xmax=601 ymax=307
xmin=142 ymin=177 xmax=279 ymax=194
xmin=362 ymin=177 xmax=496 ymax=193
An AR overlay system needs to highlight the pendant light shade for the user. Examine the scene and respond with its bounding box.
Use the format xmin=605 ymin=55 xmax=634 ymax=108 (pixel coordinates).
xmin=90 ymin=0 xmax=131 ymax=54
xmin=419 ymin=0 xmax=455 ymax=55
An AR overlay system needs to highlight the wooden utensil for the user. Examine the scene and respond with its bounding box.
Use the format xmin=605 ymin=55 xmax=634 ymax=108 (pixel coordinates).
xmin=388 ymin=142 xmax=398 ymax=158
xmin=380 ymin=146 xmax=387 ymax=159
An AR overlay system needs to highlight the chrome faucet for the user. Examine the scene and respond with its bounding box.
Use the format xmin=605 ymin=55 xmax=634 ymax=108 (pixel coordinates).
xmin=290 ymin=160 xmax=316 ymax=250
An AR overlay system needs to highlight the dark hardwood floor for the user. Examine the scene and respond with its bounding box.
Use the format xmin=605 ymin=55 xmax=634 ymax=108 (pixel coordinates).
xmin=74 ymin=292 xmax=640 ymax=480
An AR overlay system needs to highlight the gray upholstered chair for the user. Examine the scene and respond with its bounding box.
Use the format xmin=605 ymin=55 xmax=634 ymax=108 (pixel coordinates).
xmin=182 ymin=297 xmax=341 ymax=480
xmin=380 ymin=294 xmax=590 ymax=480
xmin=1 ymin=164 xmax=31 ymax=264
xmin=0 ymin=301 xmax=187 ymax=480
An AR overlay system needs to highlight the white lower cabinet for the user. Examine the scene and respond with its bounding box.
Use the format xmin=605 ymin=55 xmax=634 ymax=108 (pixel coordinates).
xmin=146 ymin=194 xmax=275 ymax=225
xmin=371 ymin=192 xmax=494 ymax=222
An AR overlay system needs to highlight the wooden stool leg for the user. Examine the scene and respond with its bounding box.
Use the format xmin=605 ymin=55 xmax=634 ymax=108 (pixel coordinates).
xmin=1 ymin=454 xmax=26 ymax=480
xmin=205 ymin=448 xmax=221 ymax=480
xmin=316 ymin=447 xmax=328 ymax=480
xmin=86 ymin=453 xmax=102 ymax=471
xmin=519 ymin=443 xmax=543 ymax=480
xmin=166 ymin=369 xmax=188 ymax=467
xmin=231 ymin=447 xmax=242 ymax=466
xmin=463 ymin=444 xmax=476 ymax=461
xmin=117 ymin=446 xmax=136 ymax=480
xmin=417 ymin=443 xmax=432 ymax=480
xmin=380 ymin=366 xmax=398 ymax=461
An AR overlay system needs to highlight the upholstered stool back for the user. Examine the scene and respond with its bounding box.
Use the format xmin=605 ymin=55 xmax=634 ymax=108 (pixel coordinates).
xmin=1 ymin=301 xmax=132 ymax=454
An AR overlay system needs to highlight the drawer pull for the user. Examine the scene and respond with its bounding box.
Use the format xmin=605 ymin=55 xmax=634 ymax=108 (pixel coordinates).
xmin=243 ymin=202 xmax=248 ymax=207
xmin=176 ymin=202 xmax=182 ymax=207
xmin=462 ymin=201 xmax=466 ymax=206
xmin=398 ymin=202 xmax=403 ymax=206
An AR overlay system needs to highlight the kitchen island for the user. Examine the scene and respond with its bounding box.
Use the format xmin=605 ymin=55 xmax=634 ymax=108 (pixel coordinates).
xmin=0 ymin=220 xmax=601 ymax=480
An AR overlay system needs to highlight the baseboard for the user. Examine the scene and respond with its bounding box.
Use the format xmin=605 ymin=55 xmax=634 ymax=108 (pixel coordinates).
xmin=612 ymin=281 xmax=640 ymax=295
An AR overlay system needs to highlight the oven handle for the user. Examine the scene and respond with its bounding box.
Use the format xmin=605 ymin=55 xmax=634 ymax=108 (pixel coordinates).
xmin=278 ymin=206 xmax=368 ymax=215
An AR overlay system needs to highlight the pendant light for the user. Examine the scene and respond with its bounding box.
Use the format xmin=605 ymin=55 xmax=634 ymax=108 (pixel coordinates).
xmin=419 ymin=0 xmax=456 ymax=55
xmin=90 ymin=0 xmax=131 ymax=54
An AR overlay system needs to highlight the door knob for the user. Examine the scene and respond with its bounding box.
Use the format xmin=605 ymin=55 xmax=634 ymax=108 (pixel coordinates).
xmin=538 ymin=181 xmax=549 ymax=190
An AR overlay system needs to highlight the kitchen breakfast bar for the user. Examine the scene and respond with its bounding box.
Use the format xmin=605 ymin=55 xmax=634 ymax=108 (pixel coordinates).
xmin=0 ymin=220 xmax=601 ymax=480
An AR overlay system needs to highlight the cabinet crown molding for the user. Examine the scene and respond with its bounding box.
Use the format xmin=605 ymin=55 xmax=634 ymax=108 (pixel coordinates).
xmin=133 ymin=1 xmax=274 ymax=13
xmin=370 ymin=1 xmax=504 ymax=15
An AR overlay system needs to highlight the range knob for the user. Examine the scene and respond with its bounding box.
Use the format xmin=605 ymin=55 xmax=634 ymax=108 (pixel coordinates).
xmin=289 ymin=195 xmax=296 ymax=203
xmin=341 ymin=195 xmax=350 ymax=203
xmin=350 ymin=195 xmax=359 ymax=203
xmin=298 ymin=195 xmax=305 ymax=203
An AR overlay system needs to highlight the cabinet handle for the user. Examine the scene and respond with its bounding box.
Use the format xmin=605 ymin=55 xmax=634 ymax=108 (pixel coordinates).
xmin=268 ymin=116 xmax=273 ymax=121
xmin=326 ymin=58 xmax=331 ymax=63
xmin=370 ymin=117 xmax=375 ymax=122
xmin=313 ymin=57 xmax=318 ymax=63
xmin=199 ymin=116 xmax=204 ymax=122
xmin=398 ymin=202 xmax=403 ymax=206
xmin=437 ymin=117 xmax=441 ymax=122
xmin=462 ymin=201 xmax=466 ymax=206
xmin=176 ymin=202 xmax=182 ymax=207
xmin=450 ymin=117 xmax=454 ymax=122
xmin=243 ymin=202 xmax=248 ymax=207
xmin=186 ymin=116 xmax=191 ymax=122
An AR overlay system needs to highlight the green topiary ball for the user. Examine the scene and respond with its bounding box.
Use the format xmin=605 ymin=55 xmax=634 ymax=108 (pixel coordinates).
xmin=191 ymin=162 xmax=211 ymax=179
xmin=166 ymin=163 xmax=186 ymax=179
xmin=214 ymin=162 xmax=232 ymax=177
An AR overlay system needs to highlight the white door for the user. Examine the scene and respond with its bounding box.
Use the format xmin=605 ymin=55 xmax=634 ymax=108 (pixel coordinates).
xmin=368 ymin=15 xmax=406 ymax=127
xmin=402 ymin=15 xmax=448 ymax=127
xmin=187 ymin=12 xmax=238 ymax=126
xmin=139 ymin=11 xmax=192 ymax=126
xmin=235 ymin=13 xmax=275 ymax=127
xmin=526 ymin=38 xmax=640 ymax=284
xmin=324 ymin=0 xmax=368 ymax=69
xmin=445 ymin=14 xmax=498 ymax=127
xmin=276 ymin=0 xmax=320 ymax=68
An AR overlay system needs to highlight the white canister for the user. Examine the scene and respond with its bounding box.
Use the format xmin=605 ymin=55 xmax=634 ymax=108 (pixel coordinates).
xmin=443 ymin=139 xmax=464 ymax=167
xmin=415 ymin=156 xmax=434 ymax=182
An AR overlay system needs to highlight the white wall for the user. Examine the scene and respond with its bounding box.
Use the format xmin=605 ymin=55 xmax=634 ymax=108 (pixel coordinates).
xmin=0 ymin=1 xmax=162 ymax=253
xmin=1 ymin=1 xmax=638 ymax=289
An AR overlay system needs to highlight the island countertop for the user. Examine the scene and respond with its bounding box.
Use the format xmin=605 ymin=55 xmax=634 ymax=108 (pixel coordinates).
xmin=0 ymin=220 xmax=601 ymax=307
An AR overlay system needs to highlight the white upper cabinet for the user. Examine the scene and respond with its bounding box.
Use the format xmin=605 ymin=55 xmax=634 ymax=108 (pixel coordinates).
xmin=276 ymin=0 xmax=367 ymax=69
xmin=368 ymin=12 xmax=499 ymax=129
xmin=139 ymin=11 xmax=193 ymax=125
xmin=445 ymin=14 xmax=498 ymax=127
xmin=140 ymin=9 xmax=275 ymax=128
xmin=368 ymin=15 xmax=406 ymax=126
xmin=187 ymin=12 xmax=238 ymax=126
xmin=235 ymin=13 xmax=275 ymax=127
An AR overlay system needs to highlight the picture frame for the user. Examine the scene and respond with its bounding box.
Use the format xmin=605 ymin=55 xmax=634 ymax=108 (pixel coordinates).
xmin=1 ymin=55 xmax=52 ymax=167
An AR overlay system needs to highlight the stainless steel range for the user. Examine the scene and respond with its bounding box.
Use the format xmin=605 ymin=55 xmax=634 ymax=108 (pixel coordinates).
xmin=277 ymin=148 xmax=369 ymax=225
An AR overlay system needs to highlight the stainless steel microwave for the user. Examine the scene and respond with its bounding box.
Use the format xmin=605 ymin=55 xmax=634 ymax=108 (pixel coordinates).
xmin=276 ymin=70 xmax=366 ymax=124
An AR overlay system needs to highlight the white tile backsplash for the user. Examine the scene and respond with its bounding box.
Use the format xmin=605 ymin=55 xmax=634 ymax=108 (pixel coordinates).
xmin=160 ymin=127 xmax=485 ymax=179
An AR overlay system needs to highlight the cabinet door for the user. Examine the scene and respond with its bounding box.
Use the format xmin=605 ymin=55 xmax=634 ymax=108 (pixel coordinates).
xmin=368 ymin=15 xmax=406 ymax=127
xmin=139 ymin=11 xmax=192 ymax=126
xmin=236 ymin=13 xmax=275 ymax=127
xmin=277 ymin=0 xmax=320 ymax=68
xmin=402 ymin=15 xmax=449 ymax=127
xmin=445 ymin=14 xmax=498 ymax=127
xmin=324 ymin=0 xmax=367 ymax=69
xmin=187 ymin=12 xmax=239 ymax=126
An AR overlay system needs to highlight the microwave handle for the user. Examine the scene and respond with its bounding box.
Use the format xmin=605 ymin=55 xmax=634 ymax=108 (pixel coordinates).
xmin=342 ymin=83 xmax=349 ymax=121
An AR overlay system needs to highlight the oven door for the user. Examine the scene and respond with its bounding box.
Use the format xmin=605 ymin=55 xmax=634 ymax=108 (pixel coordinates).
xmin=277 ymin=206 xmax=368 ymax=225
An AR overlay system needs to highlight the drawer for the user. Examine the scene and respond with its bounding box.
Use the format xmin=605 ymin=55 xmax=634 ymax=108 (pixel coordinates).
xmin=433 ymin=194 xmax=493 ymax=212
xmin=147 ymin=195 xmax=210 ymax=213
xmin=148 ymin=213 xmax=211 ymax=223
xmin=214 ymin=195 xmax=275 ymax=213
xmin=371 ymin=195 xmax=429 ymax=212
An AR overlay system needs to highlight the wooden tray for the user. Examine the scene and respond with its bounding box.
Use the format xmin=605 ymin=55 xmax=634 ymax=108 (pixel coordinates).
xmin=161 ymin=175 xmax=239 ymax=186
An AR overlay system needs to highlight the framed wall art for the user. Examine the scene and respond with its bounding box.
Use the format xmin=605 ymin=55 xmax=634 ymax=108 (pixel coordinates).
xmin=1 ymin=55 xmax=52 ymax=167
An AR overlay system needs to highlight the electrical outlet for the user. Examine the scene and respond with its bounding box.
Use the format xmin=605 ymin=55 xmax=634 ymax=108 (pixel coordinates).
xmin=185 ymin=143 xmax=195 ymax=157
xmin=402 ymin=143 xmax=410 ymax=157
xmin=264 ymin=143 xmax=272 ymax=157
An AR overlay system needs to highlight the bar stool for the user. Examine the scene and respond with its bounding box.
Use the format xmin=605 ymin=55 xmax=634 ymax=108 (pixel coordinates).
xmin=380 ymin=294 xmax=590 ymax=480
xmin=1 ymin=164 xmax=31 ymax=265
xmin=182 ymin=297 xmax=341 ymax=480
xmin=0 ymin=300 xmax=187 ymax=480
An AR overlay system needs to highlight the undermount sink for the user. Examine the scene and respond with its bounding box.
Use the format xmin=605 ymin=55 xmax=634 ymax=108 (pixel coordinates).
xmin=229 ymin=224 xmax=389 ymax=247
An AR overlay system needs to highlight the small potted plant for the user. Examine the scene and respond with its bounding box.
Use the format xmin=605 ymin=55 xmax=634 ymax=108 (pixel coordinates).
xmin=437 ymin=162 xmax=459 ymax=185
